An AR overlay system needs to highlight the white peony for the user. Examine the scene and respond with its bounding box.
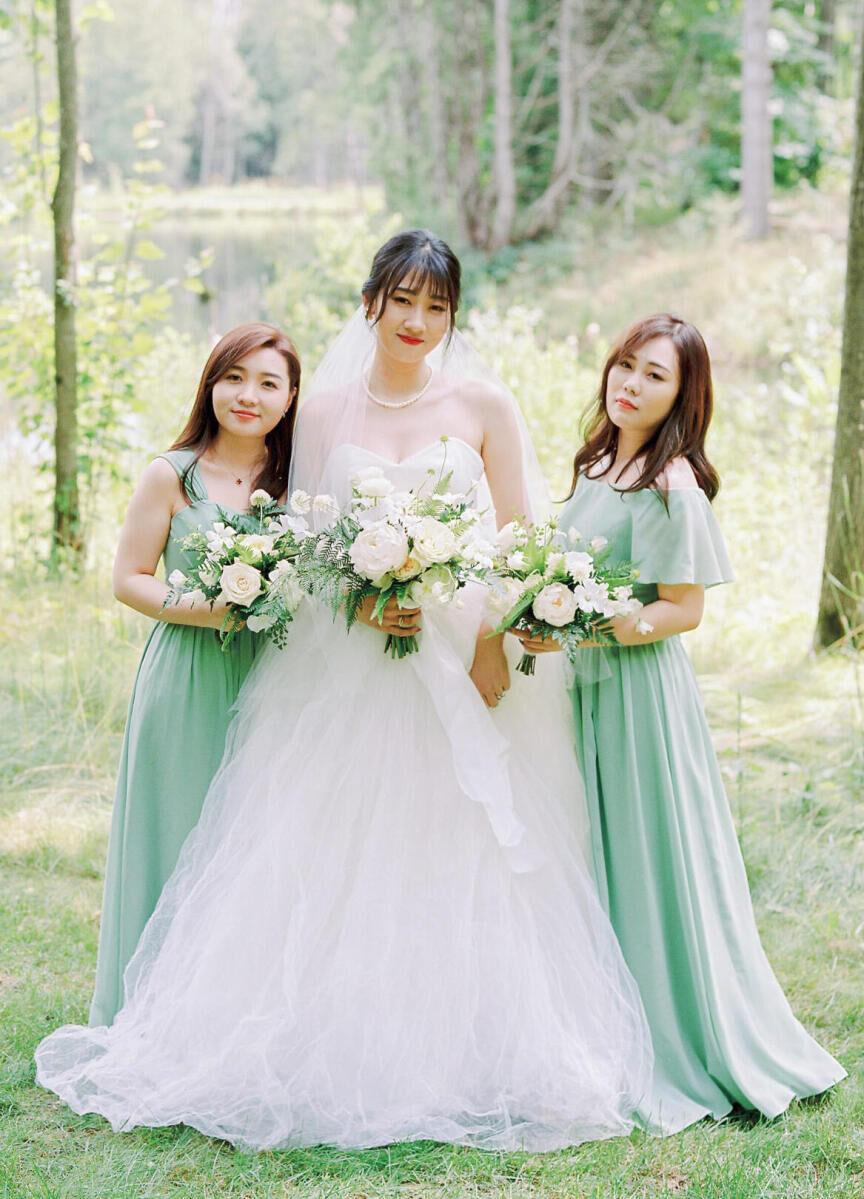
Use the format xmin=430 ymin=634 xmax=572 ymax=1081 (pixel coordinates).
xmin=532 ymin=582 xmax=578 ymax=627
xmin=411 ymin=517 xmax=458 ymax=567
xmin=249 ymin=489 xmax=272 ymax=507
xmin=406 ymin=564 xmax=457 ymax=608
xmin=219 ymin=561 xmax=263 ymax=606
xmin=290 ymin=489 xmax=313 ymax=514
xmin=349 ymin=520 xmax=409 ymax=580
xmin=392 ymin=554 xmax=424 ymax=581
xmin=564 ymin=551 xmax=594 ymax=584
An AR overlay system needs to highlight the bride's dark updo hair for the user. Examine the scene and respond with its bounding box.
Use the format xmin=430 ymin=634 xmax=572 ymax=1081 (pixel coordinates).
xmin=362 ymin=229 xmax=461 ymax=333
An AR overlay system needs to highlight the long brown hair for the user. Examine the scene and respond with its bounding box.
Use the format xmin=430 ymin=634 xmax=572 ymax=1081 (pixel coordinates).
xmin=567 ymin=313 xmax=719 ymax=503
xmin=170 ymin=322 xmax=301 ymax=499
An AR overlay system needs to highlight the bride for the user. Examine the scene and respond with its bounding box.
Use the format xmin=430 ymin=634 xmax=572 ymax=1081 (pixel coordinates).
xmin=36 ymin=230 xmax=652 ymax=1152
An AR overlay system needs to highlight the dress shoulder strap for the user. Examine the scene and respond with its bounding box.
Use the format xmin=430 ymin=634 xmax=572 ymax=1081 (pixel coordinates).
xmin=156 ymin=448 xmax=208 ymax=503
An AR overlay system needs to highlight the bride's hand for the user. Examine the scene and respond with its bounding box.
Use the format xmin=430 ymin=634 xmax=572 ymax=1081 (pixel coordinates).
xmin=355 ymin=593 xmax=422 ymax=637
xmin=470 ymin=626 xmax=510 ymax=707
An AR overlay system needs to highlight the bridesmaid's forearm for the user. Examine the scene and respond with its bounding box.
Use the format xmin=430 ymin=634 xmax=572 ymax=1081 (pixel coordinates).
xmin=610 ymin=597 xmax=702 ymax=647
xmin=114 ymin=574 xmax=226 ymax=628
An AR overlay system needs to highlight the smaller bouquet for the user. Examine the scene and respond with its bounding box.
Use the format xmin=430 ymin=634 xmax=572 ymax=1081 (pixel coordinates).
xmin=299 ymin=447 xmax=490 ymax=659
xmin=165 ymin=488 xmax=324 ymax=650
xmin=484 ymin=517 xmax=648 ymax=675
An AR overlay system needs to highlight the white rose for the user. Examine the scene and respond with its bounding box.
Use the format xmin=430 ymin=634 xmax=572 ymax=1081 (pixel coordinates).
xmin=249 ymin=489 xmax=272 ymax=507
xmin=412 ymin=517 xmax=458 ymax=567
xmin=239 ymin=533 xmax=275 ymax=559
xmin=167 ymin=569 xmax=186 ymax=587
xmin=356 ymin=475 xmax=395 ymax=499
xmin=349 ymin=520 xmax=409 ymax=580
xmin=564 ymin=551 xmax=594 ymax=584
xmin=219 ymin=561 xmax=263 ymax=606
xmin=589 ymin=536 xmax=609 ymax=552
xmin=532 ymin=582 xmax=578 ymax=627
xmin=486 ymin=575 xmax=525 ymax=618
xmin=406 ymin=564 xmax=457 ymax=608
xmin=544 ymin=551 xmax=566 ymax=578
xmin=290 ymin=489 xmax=313 ymax=514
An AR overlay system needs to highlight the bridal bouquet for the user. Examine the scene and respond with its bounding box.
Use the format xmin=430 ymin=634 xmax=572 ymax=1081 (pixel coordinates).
xmin=165 ymin=488 xmax=321 ymax=650
xmin=299 ymin=452 xmax=490 ymax=659
xmin=484 ymin=518 xmax=648 ymax=675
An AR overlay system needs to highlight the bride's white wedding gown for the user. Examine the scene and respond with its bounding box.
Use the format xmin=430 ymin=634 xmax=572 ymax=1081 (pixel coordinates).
xmin=36 ymin=439 xmax=652 ymax=1152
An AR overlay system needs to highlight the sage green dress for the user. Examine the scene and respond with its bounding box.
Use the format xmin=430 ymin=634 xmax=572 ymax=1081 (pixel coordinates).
xmin=89 ymin=449 xmax=260 ymax=1027
xmin=561 ymin=474 xmax=845 ymax=1134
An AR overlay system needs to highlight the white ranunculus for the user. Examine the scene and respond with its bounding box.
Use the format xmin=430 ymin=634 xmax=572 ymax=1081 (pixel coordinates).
xmin=349 ymin=521 xmax=409 ymax=580
xmin=544 ymin=551 xmax=566 ymax=578
xmin=406 ymin=564 xmax=457 ymax=608
xmin=249 ymin=488 xmax=272 ymax=507
xmin=167 ymin=569 xmax=186 ymax=587
xmin=219 ymin=561 xmax=263 ymax=606
xmin=412 ymin=517 xmax=458 ymax=567
xmin=290 ymin=489 xmax=313 ymax=514
xmin=486 ymin=575 xmax=525 ymax=619
xmin=239 ymin=533 xmax=275 ymax=559
xmin=532 ymin=582 xmax=578 ymax=627
xmin=564 ymin=551 xmax=594 ymax=584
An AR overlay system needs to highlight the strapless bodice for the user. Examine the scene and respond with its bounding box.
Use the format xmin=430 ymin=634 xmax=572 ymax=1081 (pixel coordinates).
xmin=321 ymin=438 xmax=484 ymax=506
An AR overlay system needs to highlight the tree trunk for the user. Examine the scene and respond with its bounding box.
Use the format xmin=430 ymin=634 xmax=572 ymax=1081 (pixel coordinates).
xmin=52 ymin=0 xmax=81 ymax=555
xmin=489 ymin=0 xmax=516 ymax=251
xmin=815 ymin=10 xmax=864 ymax=648
xmin=741 ymin=0 xmax=772 ymax=240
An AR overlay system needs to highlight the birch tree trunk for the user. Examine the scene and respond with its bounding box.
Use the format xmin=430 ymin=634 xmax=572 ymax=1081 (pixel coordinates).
xmin=817 ymin=0 xmax=836 ymax=95
xmin=741 ymin=0 xmax=772 ymax=239
xmin=489 ymin=0 xmax=516 ymax=252
xmin=52 ymin=0 xmax=81 ymax=555
xmin=815 ymin=11 xmax=864 ymax=648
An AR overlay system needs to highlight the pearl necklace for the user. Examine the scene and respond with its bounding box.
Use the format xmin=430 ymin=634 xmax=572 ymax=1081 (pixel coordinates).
xmin=365 ymin=367 xmax=433 ymax=410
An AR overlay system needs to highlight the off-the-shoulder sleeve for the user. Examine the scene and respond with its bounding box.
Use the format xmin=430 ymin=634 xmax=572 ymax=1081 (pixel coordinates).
xmin=629 ymin=488 xmax=733 ymax=586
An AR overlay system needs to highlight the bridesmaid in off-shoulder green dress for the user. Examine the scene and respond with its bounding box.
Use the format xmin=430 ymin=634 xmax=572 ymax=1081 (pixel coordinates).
xmin=90 ymin=324 xmax=300 ymax=1027
xmin=526 ymin=314 xmax=845 ymax=1133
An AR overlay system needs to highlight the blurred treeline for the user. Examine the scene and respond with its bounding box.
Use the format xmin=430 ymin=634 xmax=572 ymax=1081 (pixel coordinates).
xmin=0 ymin=0 xmax=856 ymax=248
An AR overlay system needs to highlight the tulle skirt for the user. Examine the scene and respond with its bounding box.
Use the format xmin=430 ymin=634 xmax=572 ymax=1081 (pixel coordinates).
xmin=36 ymin=588 xmax=652 ymax=1151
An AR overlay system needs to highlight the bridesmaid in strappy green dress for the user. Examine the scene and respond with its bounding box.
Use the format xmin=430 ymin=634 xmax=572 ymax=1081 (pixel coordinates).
xmin=520 ymin=313 xmax=845 ymax=1132
xmin=90 ymin=323 xmax=301 ymax=1027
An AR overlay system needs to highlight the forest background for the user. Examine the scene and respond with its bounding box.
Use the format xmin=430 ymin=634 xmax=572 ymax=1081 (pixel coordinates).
xmin=1 ymin=1 xmax=864 ymax=1197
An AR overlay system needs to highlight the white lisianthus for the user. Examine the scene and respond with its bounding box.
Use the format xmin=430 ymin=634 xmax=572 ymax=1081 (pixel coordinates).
xmin=487 ymin=575 xmax=525 ymax=618
xmin=290 ymin=489 xmax=313 ymax=514
xmin=544 ymin=551 xmax=566 ymax=578
xmin=589 ymin=536 xmax=609 ymax=552
xmin=412 ymin=517 xmax=458 ymax=567
xmin=506 ymin=550 xmax=528 ymax=572
xmin=239 ymin=533 xmax=275 ymax=559
xmin=249 ymin=488 xmax=272 ymax=508
xmin=532 ymin=582 xmax=579 ymax=627
xmin=219 ymin=561 xmax=263 ymax=606
xmin=349 ymin=520 xmax=410 ymax=580
xmin=392 ymin=554 xmax=425 ymax=581
xmin=246 ymin=610 xmax=278 ymax=632
xmin=636 ymin=617 xmax=654 ymax=636
xmin=406 ymin=564 xmax=457 ymax=608
xmin=356 ymin=474 xmax=395 ymax=499
xmin=564 ymin=551 xmax=594 ymax=584
xmin=167 ymin=569 xmax=186 ymax=587
xmin=268 ymin=513 xmax=310 ymax=538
